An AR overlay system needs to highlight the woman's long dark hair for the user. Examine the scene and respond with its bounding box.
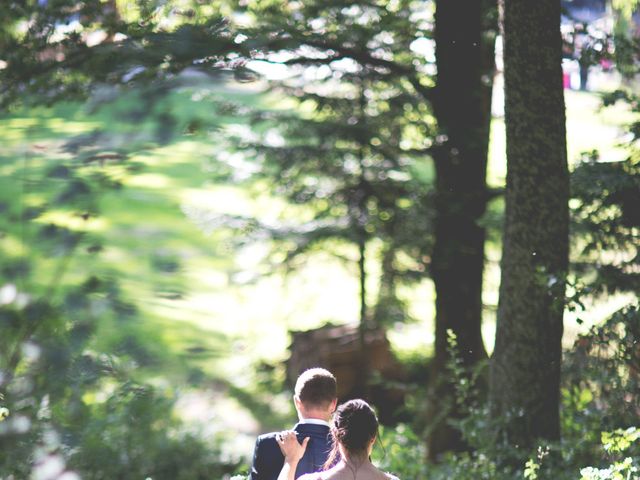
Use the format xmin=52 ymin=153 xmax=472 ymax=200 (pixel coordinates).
xmin=323 ymin=399 xmax=379 ymax=470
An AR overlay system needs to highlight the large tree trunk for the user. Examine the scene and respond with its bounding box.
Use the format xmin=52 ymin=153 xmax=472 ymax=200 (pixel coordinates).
xmin=489 ymin=0 xmax=568 ymax=451
xmin=427 ymin=0 xmax=497 ymax=459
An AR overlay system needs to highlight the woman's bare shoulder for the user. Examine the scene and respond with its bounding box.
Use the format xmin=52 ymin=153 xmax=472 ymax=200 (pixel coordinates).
xmin=297 ymin=474 xmax=323 ymax=480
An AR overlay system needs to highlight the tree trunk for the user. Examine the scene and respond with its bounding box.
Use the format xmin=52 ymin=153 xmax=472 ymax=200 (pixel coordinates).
xmin=427 ymin=0 xmax=496 ymax=459
xmin=359 ymin=235 xmax=367 ymax=329
xmin=373 ymin=244 xmax=402 ymax=327
xmin=489 ymin=0 xmax=568 ymax=451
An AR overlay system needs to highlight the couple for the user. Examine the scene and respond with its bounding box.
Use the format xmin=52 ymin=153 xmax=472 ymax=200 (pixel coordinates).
xmin=250 ymin=368 xmax=399 ymax=480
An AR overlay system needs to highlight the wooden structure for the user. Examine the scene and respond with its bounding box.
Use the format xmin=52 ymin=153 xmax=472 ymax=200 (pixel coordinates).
xmin=286 ymin=323 xmax=407 ymax=424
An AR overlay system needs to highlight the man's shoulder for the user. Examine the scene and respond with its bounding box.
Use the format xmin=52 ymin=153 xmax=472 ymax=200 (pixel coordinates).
xmin=255 ymin=431 xmax=281 ymax=450
xmin=250 ymin=431 xmax=285 ymax=480
xmin=257 ymin=431 xmax=279 ymax=441
xmin=294 ymin=423 xmax=331 ymax=436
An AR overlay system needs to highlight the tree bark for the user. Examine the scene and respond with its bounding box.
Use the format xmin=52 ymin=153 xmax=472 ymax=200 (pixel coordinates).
xmin=489 ymin=0 xmax=568 ymax=451
xmin=427 ymin=0 xmax=497 ymax=459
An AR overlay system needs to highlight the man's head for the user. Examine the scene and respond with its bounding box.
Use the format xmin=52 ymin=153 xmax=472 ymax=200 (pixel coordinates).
xmin=293 ymin=367 xmax=337 ymax=421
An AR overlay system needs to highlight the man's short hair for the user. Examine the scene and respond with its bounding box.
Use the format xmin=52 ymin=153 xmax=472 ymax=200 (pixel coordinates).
xmin=294 ymin=368 xmax=337 ymax=408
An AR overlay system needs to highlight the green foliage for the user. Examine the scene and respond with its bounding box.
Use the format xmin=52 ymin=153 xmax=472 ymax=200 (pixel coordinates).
xmin=579 ymin=428 xmax=640 ymax=480
xmin=0 ymin=17 xmax=247 ymax=471
xmin=375 ymin=424 xmax=428 ymax=478
xmin=562 ymin=304 xmax=640 ymax=468
xmin=439 ymin=331 xmax=499 ymax=458
xmin=523 ymin=458 xmax=540 ymax=480
xmin=570 ymin=86 xmax=640 ymax=302
xmin=67 ymin=383 xmax=239 ymax=479
xmin=0 ymin=137 xmax=237 ymax=477
xmin=377 ymin=323 xmax=639 ymax=480
xmin=602 ymin=428 xmax=640 ymax=454
xmin=205 ymin=0 xmax=436 ymax=325
xmin=375 ymin=421 xmax=640 ymax=480
xmin=1 ymin=2 xmax=637 ymax=479
xmin=571 ymin=154 xmax=640 ymax=298
xmin=0 ymin=0 xmax=249 ymax=129
xmin=612 ymin=0 xmax=640 ymax=19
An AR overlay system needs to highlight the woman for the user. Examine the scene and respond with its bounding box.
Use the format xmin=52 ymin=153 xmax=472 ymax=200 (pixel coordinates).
xmin=276 ymin=399 xmax=399 ymax=480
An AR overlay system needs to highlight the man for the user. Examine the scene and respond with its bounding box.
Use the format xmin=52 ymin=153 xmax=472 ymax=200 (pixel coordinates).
xmin=250 ymin=368 xmax=337 ymax=480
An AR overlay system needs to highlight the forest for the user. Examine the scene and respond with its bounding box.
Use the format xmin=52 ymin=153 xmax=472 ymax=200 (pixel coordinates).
xmin=0 ymin=0 xmax=639 ymax=479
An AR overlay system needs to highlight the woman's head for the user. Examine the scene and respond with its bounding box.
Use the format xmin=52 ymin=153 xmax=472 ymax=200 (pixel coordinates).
xmin=325 ymin=399 xmax=379 ymax=467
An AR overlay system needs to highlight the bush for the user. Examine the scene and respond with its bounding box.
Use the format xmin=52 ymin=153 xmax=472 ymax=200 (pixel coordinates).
xmin=379 ymin=320 xmax=640 ymax=480
xmin=562 ymin=304 xmax=640 ymax=465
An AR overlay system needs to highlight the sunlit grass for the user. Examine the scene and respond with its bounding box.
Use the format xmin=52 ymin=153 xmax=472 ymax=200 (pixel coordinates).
xmin=36 ymin=210 xmax=109 ymax=231
xmin=565 ymin=90 xmax=630 ymax=163
xmin=487 ymin=88 xmax=630 ymax=190
xmin=0 ymin=235 xmax=29 ymax=257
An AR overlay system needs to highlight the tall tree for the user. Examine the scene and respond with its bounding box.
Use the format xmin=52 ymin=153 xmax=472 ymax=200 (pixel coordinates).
xmin=224 ymin=2 xmax=435 ymax=323
xmin=489 ymin=0 xmax=569 ymax=451
xmin=209 ymin=2 xmax=437 ymax=399
xmin=425 ymin=0 xmax=497 ymax=458
xmin=226 ymin=0 xmax=499 ymax=454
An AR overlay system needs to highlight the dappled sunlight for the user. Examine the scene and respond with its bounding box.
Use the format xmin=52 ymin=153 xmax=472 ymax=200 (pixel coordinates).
xmin=0 ymin=114 xmax=100 ymax=147
xmin=563 ymin=292 xmax=636 ymax=347
xmin=180 ymin=186 xmax=259 ymax=218
xmin=565 ymin=90 xmax=629 ymax=164
xmin=0 ymin=234 xmax=29 ymax=257
xmin=180 ymin=183 xmax=318 ymax=229
xmin=1 ymin=2 xmax=638 ymax=475
xmin=1 ymin=84 xmax=630 ymax=386
xmin=44 ymin=117 xmax=101 ymax=135
xmin=488 ymin=117 xmax=507 ymax=187
xmin=399 ymin=279 xmax=436 ymax=328
xmin=137 ymin=140 xmax=213 ymax=168
xmin=124 ymin=172 xmax=174 ymax=189
xmin=488 ymin=89 xmax=633 ymax=190
xmin=36 ymin=210 xmax=109 ymax=232
xmin=388 ymin=321 xmax=435 ymax=355
xmin=181 ymin=253 xmax=362 ymax=349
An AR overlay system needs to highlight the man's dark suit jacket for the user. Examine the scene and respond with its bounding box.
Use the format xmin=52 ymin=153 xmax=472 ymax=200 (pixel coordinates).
xmin=249 ymin=422 xmax=333 ymax=480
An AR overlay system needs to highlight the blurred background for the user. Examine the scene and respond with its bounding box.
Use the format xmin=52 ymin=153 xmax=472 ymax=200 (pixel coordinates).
xmin=0 ymin=1 xmax=638 ymax=479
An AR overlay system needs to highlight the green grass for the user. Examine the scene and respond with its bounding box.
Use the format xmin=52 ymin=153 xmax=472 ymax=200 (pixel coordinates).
xmin=487 ymin=89 xmax=631 ymax=189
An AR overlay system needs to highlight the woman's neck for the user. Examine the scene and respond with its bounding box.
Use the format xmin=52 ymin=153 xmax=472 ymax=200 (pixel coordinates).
xmin=337 ymin=454 xmax=371 ymax=470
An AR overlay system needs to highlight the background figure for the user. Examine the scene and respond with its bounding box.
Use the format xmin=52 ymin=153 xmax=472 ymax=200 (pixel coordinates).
xmin=250 ymin=368 xmax=337 ymax=480
xmin=277 ymin=399 xmax=399 ymax=480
